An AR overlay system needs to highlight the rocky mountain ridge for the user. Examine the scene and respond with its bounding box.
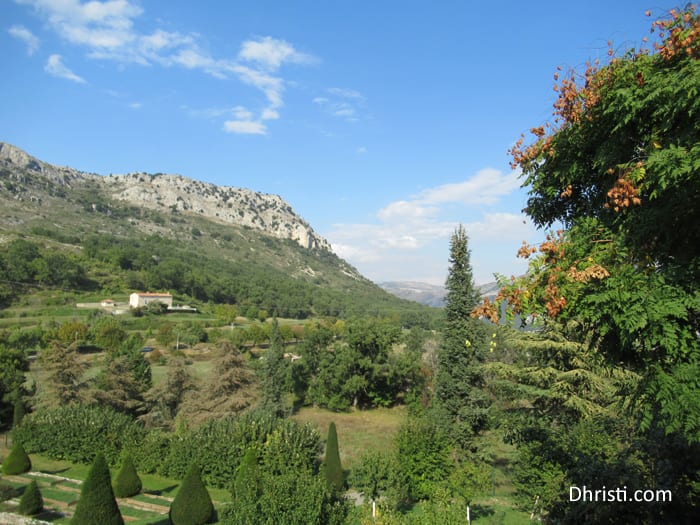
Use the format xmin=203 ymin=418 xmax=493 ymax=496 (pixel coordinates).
xmin=0 ymin=142 xmax=330 ymax=251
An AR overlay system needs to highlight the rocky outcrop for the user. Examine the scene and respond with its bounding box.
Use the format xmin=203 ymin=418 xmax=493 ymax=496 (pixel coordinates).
xmin=0 ymin=142 xmax=331 ymax=251
xmin=102 ymin=172 xmax=331 ymax=250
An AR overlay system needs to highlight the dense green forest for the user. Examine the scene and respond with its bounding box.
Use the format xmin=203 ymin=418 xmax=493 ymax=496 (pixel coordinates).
xmin=1 ymin=7 xmax=699 ymax=524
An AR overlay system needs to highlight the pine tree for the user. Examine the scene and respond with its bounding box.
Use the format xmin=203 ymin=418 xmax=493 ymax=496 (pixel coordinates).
xmin=169 ymin=464 xmax=214 ymax=525
xmin=113 ymin=454 xmax=142 ymax=498
xmin=435 ymin=225 xmax=490 ymax=445
xmin=2 ymin=442 xmax=31 ymax=475
xmin=324 ymin=421 xmax=344 ymax=492
xmin=72 ymin=453 xmax=124 ymax=525
xmin=18 ymin=479 xmax=43 ymax=515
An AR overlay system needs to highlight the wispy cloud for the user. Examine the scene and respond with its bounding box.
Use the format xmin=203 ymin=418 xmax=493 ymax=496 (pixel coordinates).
xmin=223 ymin=120 xmax=267 ymax=135
xmin=16 ymin=1 xmax=316 ymax=134
xmin=44 ymin=54 xmax=86 ymax=83
xmin=8 ymin=24 xmax=39 ymax=55
xmin=238 ymin=36 xmax=316 ymax=70
xmin=326 ymin=168 xmax=535 ymax=283
xmin=314 ymin=86 xmax=366 ymax=122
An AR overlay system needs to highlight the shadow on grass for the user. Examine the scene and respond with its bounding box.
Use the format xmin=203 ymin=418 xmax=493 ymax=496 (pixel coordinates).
xmin=34 ymin=508 xmax=67 ymax=522
xmin=43 ymin=467 xmax=70 ymax=476
xmin=145 ymin=484 xmax=178 ymax=496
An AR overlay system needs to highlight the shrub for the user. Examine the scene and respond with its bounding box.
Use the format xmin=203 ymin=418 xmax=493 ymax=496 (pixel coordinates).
xmin=72 ymin=453 xmax=124 ymax=525
xmin=18 ymin=479 xmax=43 ymax=515
xmin=2 ymin=442 xmax=31 ymax=475
xmin=113 ymin=454 xmax=142 ymax=498
xmin=13 ymin=404 xmax=146 ymax=466
xmin=169 ymin=464 xmax=214 ymax=525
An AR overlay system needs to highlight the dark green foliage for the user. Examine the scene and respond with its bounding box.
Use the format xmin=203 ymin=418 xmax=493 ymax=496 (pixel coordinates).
xmin=324 ymin=422 xmax=343 ymax=492
xmin=2 ymin=442 xmax=31 ymax=475
xmin=72 ymin=453 xmax=124 ymax=525
xmin=18 ymin=479 xmax=43 ymax=516
xmin=0 ymin=345 xmax=28 ymax=428
xmin=12 ymin=393 xmax=26 ymax=428
xmin=13 ymin=404 xmax=146 ymax=466
xmin=169 ymin=464 xmax=214 ymax=525
xmin=257 ymin=319 xmax=288 ymax=417
xmin=306 ymin=318 xmax=409 ymax=410
xmin=435 ymin=225 xmax=489 ymax=444
xmin=113 ymin=454 xmax=142 ymax=498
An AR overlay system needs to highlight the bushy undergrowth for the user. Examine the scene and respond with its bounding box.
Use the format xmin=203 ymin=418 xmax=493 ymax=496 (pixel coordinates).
xmin=13 ymin=404 xmax=145 ymax=466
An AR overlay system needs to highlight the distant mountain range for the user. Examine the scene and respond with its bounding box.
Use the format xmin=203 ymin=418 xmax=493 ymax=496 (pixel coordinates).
xmin=379 ymin=280 xmax=501 ymax=307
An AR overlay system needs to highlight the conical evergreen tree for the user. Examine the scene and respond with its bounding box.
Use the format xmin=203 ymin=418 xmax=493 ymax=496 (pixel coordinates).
xmin=2 ymin=442 xmax=31 ymax=475
xmin=71 ymin=453 xmax=124 ymax=525
xmin=169 ymin=464 xmax=214 ymax=525
xmin=18 ymin=479 xmax=43 ymax=515
xmin=435 ymin=225 xmax=490 ymax=446
xmin=324 ymin=421 xmax=344 ymax=492
xmin=113 ymin=454 xmax=142 ymax=498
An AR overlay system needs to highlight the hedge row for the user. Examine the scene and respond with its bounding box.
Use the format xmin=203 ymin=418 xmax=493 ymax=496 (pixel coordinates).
xmin=14 ymin=405 xmax=322 ymax=489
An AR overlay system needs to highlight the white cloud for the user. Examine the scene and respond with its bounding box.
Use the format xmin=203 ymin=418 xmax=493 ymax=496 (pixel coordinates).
xmin=357 ymin=146 xmax=367 ymax=155
xmin=17 ymin=2 xmax=317 ymax=135
xmin=44 ymin=54 xmax=86 ymax=83
xmin=261 ymin=108 xmax=279 ymax=120
xmin=419 ymin=168 xmax=521 ymax=205
xmin=223 ymin=120 xmax=267 ymax=135
xmin=238 ymin=36 xmax=315 ymax=70
xmin=21 ymin=0 xmax=142 ymax=49
xmin=325 ymin=169 xmax=536 ymax=284
xmin=8 ymin=24 xmax=39 ymax=55
xmin=230 ymin=64 xmax=284 ymax=108
xmin=129 ymin=101 xmax=142 ymax=109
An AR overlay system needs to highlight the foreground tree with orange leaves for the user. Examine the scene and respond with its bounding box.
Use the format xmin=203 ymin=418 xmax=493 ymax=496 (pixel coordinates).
xmin=471 ymin=7 xmax=700 ymax=522
xmin=481 ymin=5 xmax=700 ymax=445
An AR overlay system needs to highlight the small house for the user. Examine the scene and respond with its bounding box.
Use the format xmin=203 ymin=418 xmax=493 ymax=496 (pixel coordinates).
xmin=129 ymin=292 xmax=173 ymax=309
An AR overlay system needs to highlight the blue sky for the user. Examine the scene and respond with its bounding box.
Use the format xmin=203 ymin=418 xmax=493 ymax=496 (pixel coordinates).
xmin=2 ymin=0 xmax=679 ymax=285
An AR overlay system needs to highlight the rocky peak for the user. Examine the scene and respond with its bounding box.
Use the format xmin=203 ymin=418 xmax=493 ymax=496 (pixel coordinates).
xmin=0 ymin=142 xmax=331 ymax=252
xmin=0 ymin=142 xmax=97 ymax=186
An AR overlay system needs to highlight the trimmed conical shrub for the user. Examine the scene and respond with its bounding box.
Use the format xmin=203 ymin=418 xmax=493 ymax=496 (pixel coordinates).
xmin=113 ymin=454 xmax=142 ymax=498
xmin=2 ymin=442 xmax=31 ymax=475
xmin=72 ymin=453 xmax=124 ymax=525
xmin=18 ymin=479 xmax=43 ymax=515
xmin=169 ymin=464 xmax=214 ymax=525
xmin=325 ymin=421 xmax=344 ymax=491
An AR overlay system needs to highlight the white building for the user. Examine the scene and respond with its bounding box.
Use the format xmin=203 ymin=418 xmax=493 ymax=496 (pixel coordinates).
xmin=129 ymin=292 xmax=173 ymax=309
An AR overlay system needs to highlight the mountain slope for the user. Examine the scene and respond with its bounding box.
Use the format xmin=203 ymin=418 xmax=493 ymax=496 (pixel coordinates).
xmin=0 ymin=142 xmax=437 ymax=323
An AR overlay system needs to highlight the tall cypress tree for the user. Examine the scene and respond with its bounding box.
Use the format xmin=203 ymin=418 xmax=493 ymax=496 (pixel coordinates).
xmin=257 ymin=319 xmax=288 ymax=417
xmin=325 ymin=421 xmax=344 ymax=492
xmin=435 ymin=225 xmax=490 ymax=446
xmin=72 ymin=453 xmax=124 ymax=525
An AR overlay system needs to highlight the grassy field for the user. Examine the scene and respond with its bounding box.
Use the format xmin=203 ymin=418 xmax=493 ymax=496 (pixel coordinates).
xmin=293 ymin=405 xmax=407 ymax=470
